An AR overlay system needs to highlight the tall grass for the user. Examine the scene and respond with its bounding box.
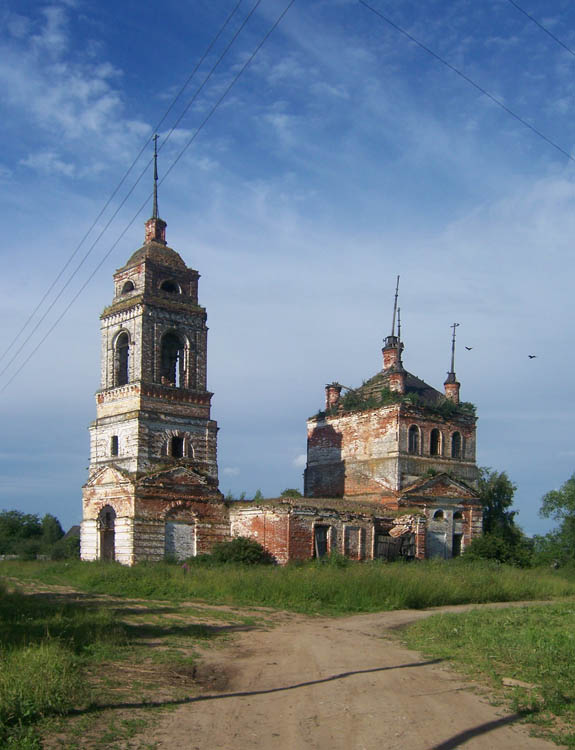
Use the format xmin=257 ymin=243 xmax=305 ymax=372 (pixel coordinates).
xmin=3 ymin=558 xmax=575 ymax=615
xmin=0 ymin=579 xmax=127 ymax=748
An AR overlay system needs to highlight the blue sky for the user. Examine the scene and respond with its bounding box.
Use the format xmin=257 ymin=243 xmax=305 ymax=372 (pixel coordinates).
xmin=1 ymin=0 xmax=575 ymax=535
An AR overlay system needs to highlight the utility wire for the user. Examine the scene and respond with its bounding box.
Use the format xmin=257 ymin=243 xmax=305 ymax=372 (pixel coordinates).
xmin=0 ymin=0 xmax=265 ymax=384
xmin=0 ymin=0 xmax=296 ymax=395
xmin=506 ymin=0 xmax=575 ymax=58
xmin=0 ymin=0 xmax=244 ymax=368
xmin=358 ymin=0 xmax=575 ymax=164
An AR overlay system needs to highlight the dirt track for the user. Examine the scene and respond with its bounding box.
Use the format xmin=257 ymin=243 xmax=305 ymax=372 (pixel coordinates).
xmin=150 ymin=603 xmax=558 ymax=750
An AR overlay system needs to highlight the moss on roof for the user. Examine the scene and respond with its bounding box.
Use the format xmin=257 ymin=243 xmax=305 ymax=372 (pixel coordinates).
xmin=122 ymin=241 xmax=188 ymax=271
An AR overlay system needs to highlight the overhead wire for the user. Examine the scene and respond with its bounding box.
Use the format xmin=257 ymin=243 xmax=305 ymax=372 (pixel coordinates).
xmin=0 ymin=0 xmax=267 ymax=386
xmin=0 ymin=0 xmax=246 ymax=370
xmin=506 ymin=0 xmax=575 ymax=58
xmin=0 ymin=0 xmax=296 ymax=395
xmin=358 ymin=0 xmax=575 ymax=165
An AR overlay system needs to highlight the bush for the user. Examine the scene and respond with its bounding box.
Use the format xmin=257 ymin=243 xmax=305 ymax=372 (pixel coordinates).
xmin=210 ymin=537 xmax=275 ymax=565
xmin=464 ymin=531 xmax=533 ymax=567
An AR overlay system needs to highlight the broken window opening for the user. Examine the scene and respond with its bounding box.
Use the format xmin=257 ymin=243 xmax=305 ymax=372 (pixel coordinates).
xmin=115 ymin=332 xmax=130 ymax=386
xmin=408 ymin=425 xmax=420 ymax=454
xmin=160 ymin=332 xmax=185 ymax=387
xmin=433 ymin=509 xmax=444 ymax=520
xmin=451 ymin=432 xmax=462 ymax=459
xmin=430 ymin=428 xmax=441 ymax=456
xmin=171 ymin=436 xmax=184 ymax=458
xmin=313 ymin=525 xmax=329 ymax=559
xmin=110 ymin=435 xmax=119 ymax=456
xmin=121 ymin=280 xmax=135 ymax=294
xmin=160 ymin=279 xmax=180 ymax=294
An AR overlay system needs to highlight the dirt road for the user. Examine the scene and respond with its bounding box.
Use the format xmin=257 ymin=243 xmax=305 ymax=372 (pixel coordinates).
xmin=150 ymin=603 xmax=557 ymax=750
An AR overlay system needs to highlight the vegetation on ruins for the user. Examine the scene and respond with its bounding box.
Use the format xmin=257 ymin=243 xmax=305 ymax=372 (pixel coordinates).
xmin=318 ymin=387 xmax=476 ymax=419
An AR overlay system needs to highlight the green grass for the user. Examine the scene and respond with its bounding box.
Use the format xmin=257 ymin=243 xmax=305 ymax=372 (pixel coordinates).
xmin=402 ymin=603 xmax=575 ymax=747
xmin=0 ymin=576 xmax=237 ymax=749
xmin=3 ymin=557 xmax=575 ymax=615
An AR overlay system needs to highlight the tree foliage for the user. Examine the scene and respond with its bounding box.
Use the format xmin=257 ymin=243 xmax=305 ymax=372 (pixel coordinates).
xmin=533 ymin=474 xmax=575 ymax=565
xmin=210 ymin=537 xmax=275 ymax=565
xmin=280 ymin=488 xmax=302 ymax=498
xmin=477 ymin=468 xmax=517 ymax=536
xmin=0 ymin=510 xmax=75 ymax=558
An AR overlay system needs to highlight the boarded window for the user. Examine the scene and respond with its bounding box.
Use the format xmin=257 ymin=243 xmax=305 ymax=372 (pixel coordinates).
xmin=430 ymin=428 xmax=441 ymax=456
xmin=115 ymin=332 xmax=129 ymax=386
xmin=110 ymin=435 xmax=119 ymax=456
xmin=165 ymin=522 xmax=195 ymax=560
xmin=452 ymin=432 xmax=462 ymax=458
xmin=408 ymin=425 xmax=420 ymax=454
xmin=374 ymin=532 xmax=415 ymax=561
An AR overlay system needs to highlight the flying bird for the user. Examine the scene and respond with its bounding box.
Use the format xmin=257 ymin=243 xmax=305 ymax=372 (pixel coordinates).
xmin=465 ymin=346 xmax=473 ymax=350
xmin=528 ymin=355 xmax=537 ymax=359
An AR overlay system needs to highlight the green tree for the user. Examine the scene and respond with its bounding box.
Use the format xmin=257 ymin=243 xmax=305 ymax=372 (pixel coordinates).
xmin=280 ymin=488 xmax=302 ymax=498
xmin=41 ymin=514 xmax=64 ymax=545
xmin=478 ymin=468 xmax=517 ymax=536
xmin=253 ymin=489 xmax=264 ymax=501
xmin=535 ymin=474 xmax=575 ymax=565
xmin=0 ymin=511 xmax=42 ymax=554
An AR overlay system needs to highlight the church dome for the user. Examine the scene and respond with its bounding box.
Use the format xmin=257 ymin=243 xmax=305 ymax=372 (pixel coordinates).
xmin=124 ymin=241 xmax=187 ymax=271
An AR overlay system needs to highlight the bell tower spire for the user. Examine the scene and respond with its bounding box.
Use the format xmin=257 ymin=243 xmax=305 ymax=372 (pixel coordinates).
xmin=444 ymin=322 xmax=461 ymax=403
xmin=144 ymin=134 xmax=167 ymax=245
xmin=382 ymin=275 xmax=404 ymax=371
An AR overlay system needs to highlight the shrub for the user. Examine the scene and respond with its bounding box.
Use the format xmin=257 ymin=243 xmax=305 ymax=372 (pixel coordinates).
xmin=210 ymin=537 xmax=275 ymax=565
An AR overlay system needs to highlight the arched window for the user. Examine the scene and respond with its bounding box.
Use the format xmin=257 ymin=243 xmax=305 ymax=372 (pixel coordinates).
xmin=433 ymin=509 xmax=444 ymax=520
xmin=110 ymin=435 xmax=119 ymax=456
xmin=121 ymin=280 xmax=134 ymax=294
xmin=160 ymin=279 xmax=181 ymax=294
xmin=115 ymin=332 xmax=130 ymax=386
xmin=408 ymin=425 xmax=420 ymax=454
xmin=453 ymin=510 xmax=463 ymax=521
xmin=451 ymin=432 xmax=462 ymax=459
xmin=430 ymin=428 xmax=441 ymax=456
xmin=161 ymin=332 xmax=185 ymax=387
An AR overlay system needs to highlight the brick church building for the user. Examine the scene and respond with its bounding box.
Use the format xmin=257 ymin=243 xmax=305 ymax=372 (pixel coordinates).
xmin=81 ymin=160 xmax=482 ymax=564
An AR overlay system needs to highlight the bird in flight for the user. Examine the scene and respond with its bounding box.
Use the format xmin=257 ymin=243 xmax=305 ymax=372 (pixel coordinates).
xmin=465 ymin=346 xmax=472 ymax=350
xmin=528 ymin=355 xmax=537 ymax=359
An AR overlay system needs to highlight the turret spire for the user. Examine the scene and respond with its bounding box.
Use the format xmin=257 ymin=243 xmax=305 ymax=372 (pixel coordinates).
xmin=152 ymin=133 xmax=159 ymax=220
xmin=144 ymin=135 xmax=167 ymax=245
xmin=444 ymin=322 xmax=461 ymax=403
xmin=382 ymin=275 xmax=404 ymax=371
xmin=390 ymin=275 xmax=399 ymax=337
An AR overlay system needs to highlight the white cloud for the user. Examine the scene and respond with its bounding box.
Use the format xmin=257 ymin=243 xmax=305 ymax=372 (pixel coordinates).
xmin=223 ymin=467 xmax=240 ymax=476
xmin=292 ymin=454 xmax=307 ymax=469
xmin=21 ymin=151 xmax=76 ymax=177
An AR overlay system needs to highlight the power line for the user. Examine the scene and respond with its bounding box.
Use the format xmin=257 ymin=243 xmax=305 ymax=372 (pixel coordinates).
xmin=506 ymin=0 xmax=575 ymax=58
xmin=0 ymin=0 xmax=297 ymax=395
xmin=358 ymin=0 xmax=575 ymax=165
xmin=0 ymin=0 xmax=245 ymax=369
xmin=0 ymin=0 xmax=265 ymax=384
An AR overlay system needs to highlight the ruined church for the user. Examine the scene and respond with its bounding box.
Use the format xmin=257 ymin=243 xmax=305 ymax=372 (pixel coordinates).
xmin=81 ymin=159 xmax=482 ymax=564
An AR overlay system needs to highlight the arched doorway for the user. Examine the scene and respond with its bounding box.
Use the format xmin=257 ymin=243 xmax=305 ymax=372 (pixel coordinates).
xmin=98 ymin=506 xmax=116 ymax=561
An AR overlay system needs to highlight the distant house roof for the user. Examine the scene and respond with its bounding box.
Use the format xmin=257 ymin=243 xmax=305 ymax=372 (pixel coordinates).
xmin=63 ymin=525 xmax=81 ymax=539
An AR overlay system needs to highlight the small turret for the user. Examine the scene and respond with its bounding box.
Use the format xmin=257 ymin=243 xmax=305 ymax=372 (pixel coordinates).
xmin=444 ymin=322 xmax=461 ymax=403
xmin=325 ymin=382 xmax=342 ymax=410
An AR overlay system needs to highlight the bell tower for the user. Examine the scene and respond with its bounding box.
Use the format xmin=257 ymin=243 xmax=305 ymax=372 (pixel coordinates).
xmin=81 ymin=141 xmax=226 ymax=564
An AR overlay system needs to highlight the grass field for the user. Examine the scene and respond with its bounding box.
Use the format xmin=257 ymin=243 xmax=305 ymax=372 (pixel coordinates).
xmin=2 ymin=558 xmax=575 ymax=748
xmin=402 ymin=602 xmax=575 ymax=747
xmin=2 ymin=557 xmax=575 ymax=614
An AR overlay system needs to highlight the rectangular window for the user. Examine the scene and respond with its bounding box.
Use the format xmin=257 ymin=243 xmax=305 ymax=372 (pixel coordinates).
xmin=171 ymin=436 xmax=184 ymax=458
xmin=314 ymin=525 xmax=329 ymax=558
xmin=110 ymin=435 xmax=119 ymax=456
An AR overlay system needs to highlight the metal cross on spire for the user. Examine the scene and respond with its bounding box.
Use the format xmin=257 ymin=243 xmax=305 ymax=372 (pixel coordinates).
xmin=390 ymin=275 xmax=400 ymax=337
xmin=152 ymin=134 xmax=159 ymax=220
xmin=449 ymin=322 xmax=460 ymax=375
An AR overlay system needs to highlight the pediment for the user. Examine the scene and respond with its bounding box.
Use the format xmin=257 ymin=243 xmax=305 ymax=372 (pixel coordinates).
xmin=401 ymin=473 xmax=478 ymax=500
xmin=83 ymin=464 xmax=134 ymax=489
xmin=137 ymin=466 xmax=210 ymax=488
